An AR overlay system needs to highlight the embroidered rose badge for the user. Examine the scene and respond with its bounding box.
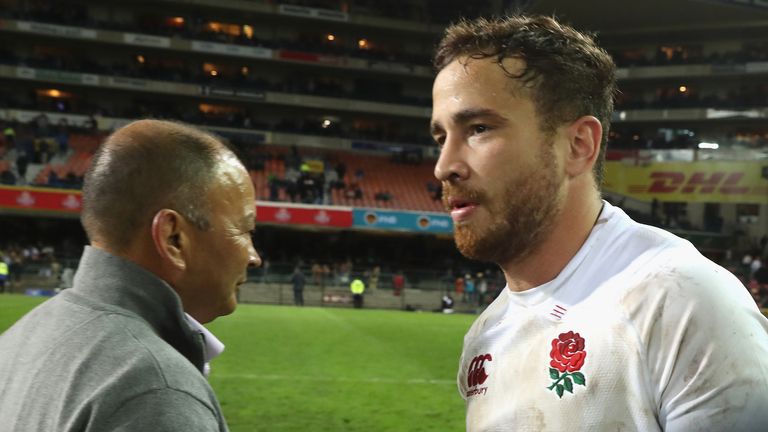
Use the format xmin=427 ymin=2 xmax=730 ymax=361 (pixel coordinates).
xmin=548 ymin=331 xmax=587 ymax=398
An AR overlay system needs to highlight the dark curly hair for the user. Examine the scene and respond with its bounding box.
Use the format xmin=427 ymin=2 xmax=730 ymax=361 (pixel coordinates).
xmin=434 ymin=15 xmax=617 ymax=187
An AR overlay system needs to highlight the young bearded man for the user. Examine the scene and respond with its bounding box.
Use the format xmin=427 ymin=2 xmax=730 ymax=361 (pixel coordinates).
xmin=430 ymin=15 xmax=768 ymax=431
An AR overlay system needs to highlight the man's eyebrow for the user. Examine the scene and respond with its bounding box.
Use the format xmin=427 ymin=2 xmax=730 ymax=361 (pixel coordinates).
xmin=430 ymin=108 xmax=509 ymax=135
xmin=241 ymin=213 xmax=256 ymax=229
xmin=452 ymin=108 xmax=508 ymax=125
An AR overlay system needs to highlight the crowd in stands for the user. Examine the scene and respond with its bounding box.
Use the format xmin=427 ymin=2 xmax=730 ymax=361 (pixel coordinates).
xmin=0 ymin=118 xmax=439 ymax=211
xmin=745 ymin=248 xmax=768 ymax=308
xmin=0 ymin=1 xmax=432 ymax=66
xmin=616 ymin=85 xmax=768 ymax=110
xmin=248 ymin=224 xmax=500 ymax=298
xmin=253 ymin=145 xmax=353 ymax=205
xmin=0 ymin=118 xmax=93 ymax=188
xmin=3 ymin=48 xmax=768 ymax=143
xmin=6 ymin=1 xmax=768 ymax=72
xmin=5 ymin=0 xmax=494 ymax=38
xmin=3 ymin=86 xmax=767 ymax=152
xmin=0 ymin=241 xmax=67 ymax=292
xmin=2 ymin=114 xmax=766 ymax=206
xmin=6 ymin=43 xmax=768 ymax=113
xmin=608 ymin=129 xmax=768 ymax=150
xmin=0 ymin=49 xmax=431 ymax=107
xmin=0 ymin=210 xmax=494 ymax=299
xmin=230 ymin=139 xmax=433 ymax=208
xmin=0 ymin=87 xmax=431 ymax=146
xmin=611 ymin=43 xmax=768 ymax=68
xmin=280 ymin=0 xmax=492 ymax=24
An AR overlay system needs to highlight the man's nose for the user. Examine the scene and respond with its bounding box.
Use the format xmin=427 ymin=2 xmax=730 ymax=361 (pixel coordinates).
xmin=434 ymin=138 xmax=469 ymax=182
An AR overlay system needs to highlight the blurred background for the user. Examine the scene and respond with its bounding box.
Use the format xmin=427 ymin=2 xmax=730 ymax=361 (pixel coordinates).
xmin=0 ymin=0 xmax=766 ymax=311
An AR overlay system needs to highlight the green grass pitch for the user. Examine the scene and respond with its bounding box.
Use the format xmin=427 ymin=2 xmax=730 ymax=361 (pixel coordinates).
xmin=1 ymin=294 xmax=475 ymax=431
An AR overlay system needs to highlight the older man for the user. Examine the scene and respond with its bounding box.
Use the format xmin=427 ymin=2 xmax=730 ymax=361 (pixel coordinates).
xmin=430 ymin=15 xmax=768 ymax=431
xmin=0 ymin=119 xmax=260 ymax=431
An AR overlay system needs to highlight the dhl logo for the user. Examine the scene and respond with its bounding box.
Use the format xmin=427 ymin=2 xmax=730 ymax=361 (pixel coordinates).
xmin=628 ymin=171 xmax=751 ymax=195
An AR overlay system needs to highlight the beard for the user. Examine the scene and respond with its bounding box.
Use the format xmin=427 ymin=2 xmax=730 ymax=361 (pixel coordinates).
xmin=443 ymin=143 xmax=563 ymax=265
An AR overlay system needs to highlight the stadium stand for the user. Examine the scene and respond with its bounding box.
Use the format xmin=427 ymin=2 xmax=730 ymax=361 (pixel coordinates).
xmin=0 ymin=0 xmax=766 ymax=309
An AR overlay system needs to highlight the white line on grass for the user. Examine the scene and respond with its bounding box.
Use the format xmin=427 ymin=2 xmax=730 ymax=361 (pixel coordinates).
xmin=214 ymin=374 xmax=455 ymax=385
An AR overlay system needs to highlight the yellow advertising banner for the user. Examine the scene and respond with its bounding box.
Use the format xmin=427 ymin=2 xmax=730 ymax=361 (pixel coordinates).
xmin=604 ymin=161 xmax=768 ymax=204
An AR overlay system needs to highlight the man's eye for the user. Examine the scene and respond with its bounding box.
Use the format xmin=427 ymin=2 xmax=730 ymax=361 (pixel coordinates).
xmin=471 ymin=125 xmax=488 ymax=134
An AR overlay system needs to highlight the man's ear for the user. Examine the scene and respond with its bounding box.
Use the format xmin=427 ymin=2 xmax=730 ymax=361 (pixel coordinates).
xmin=151 ymin=209 xmax=187 ymax=271
xmin=564 ymin=115 xmax=602 ymax=178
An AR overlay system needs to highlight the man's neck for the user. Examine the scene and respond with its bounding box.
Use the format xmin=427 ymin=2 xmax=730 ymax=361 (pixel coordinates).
xmin=501 ymin=194 xmax=603 ymax=292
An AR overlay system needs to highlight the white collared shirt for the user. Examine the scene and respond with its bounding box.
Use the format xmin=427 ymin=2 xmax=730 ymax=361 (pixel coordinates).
xmin=185 ymin=313 xmax=225 ymax=377
xmin=459 ymin=201 xmax=768 ymax=431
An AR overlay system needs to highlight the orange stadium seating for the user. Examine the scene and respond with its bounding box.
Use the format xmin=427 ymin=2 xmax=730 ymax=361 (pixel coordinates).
xmin=34 ymin=133 xmax=103 ymax=186
xmin=249 ymin=146 xmax=443 ymax=212
xmin=32 ymin=133 xmax=444 ymax=212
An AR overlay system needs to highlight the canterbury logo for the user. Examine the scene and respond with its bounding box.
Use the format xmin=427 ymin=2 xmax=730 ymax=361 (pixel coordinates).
xmin=467 ymin=354 xmax=492 ymax=387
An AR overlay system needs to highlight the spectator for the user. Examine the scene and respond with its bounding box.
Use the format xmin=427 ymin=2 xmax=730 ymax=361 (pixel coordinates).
xmin=441 ymin=294 xmax=454 ymax=313
xmin=284 ymin=166 xmax=300 ymax=202
xmin=350 ymin=277 xmax=365 ymax=308
xmin=464 ymin=274 xmax=475 ymax=304
xmin=334 ymin=161 xmax=347 ymax=183
xmin=0 ymin=259 xmax=7 ymax=293
xmin=454 ymin=275 xmax=465 ymax=303
xmin=345 ymin=182 xmax=363 ymax=200
xmin=392 ymin=271 xmax=405 ymax=296
xmin=750 ymin=254 xmax=763 ymax=278
xmin=750 ymin=265 xmax=768 ymax=308
xmin=267 ymin=174 xmax=280 ymax=201
xmin=374 ymin=191 xmax=392 ymax=202
xmin=477 ymin=272 xmax=488 ymax=306
xmin=291 ymin=267 xmax=306 ymax=306
xmin=369 ymin=266 xmax=380 ymax=291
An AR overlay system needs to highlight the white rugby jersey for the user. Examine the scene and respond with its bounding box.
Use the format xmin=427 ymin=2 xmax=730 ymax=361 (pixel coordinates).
xmin=458 ymin=201 xmax=768 ymax=432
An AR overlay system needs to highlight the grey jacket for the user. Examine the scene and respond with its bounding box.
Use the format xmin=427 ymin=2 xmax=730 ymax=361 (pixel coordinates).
xmin=0 ymin=246 xmax=229 ymax=431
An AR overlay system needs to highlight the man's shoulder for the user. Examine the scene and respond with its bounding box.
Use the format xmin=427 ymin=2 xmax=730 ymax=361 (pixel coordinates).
xmin=93 ymin=311 xmax=215 ymax=401
xmin=621 ymin=242 xmax=744 ymax=302
xmin=0 ymin=297 xmax=220 ymax=431
xmin=610 ymin=238 xmax=762 ymax=346
xmin=6 ymin=297 xmax=207 ymax=390
xmin=599 ymin=212 xmax=692 ymax=266
xmin=582 ymin=212 xmax=756 ymax=323
xmin=592 ymin=210 xmax=741 ymax=293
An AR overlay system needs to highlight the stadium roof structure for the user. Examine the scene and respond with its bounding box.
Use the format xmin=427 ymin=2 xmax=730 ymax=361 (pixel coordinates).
xmin=526 ymin=0 xmax=768 ymax=36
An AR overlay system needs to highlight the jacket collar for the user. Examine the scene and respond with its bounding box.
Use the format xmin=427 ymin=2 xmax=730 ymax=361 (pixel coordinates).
xmin=71 ymin=246 xmax=205 ymax=372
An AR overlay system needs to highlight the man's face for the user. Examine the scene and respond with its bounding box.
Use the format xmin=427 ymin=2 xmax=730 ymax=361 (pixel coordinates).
xmin=182 ymin=155 xmax=260 ymax=323
xmin=430 ymin=57 xmax=566 ymax=264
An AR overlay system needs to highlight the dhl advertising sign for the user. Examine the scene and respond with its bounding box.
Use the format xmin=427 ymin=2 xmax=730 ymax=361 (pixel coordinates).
xmin=604 ymin=161 xmax=768 ymax=204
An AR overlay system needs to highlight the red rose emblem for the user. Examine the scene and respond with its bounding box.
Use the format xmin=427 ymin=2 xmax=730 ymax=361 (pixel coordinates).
xmin=549 ymin=331 xmax=586 ymax=373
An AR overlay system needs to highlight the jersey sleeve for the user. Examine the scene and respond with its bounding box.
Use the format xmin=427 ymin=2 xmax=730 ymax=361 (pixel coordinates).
xmin=104 ymin=387 xmax=224 ymax=431
xmin=637 ymin=258 xmax=768 ymax=431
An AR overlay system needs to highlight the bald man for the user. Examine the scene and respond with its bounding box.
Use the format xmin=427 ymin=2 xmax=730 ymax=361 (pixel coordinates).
xmin=0 ymin=120 xmax=260 ymax=431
